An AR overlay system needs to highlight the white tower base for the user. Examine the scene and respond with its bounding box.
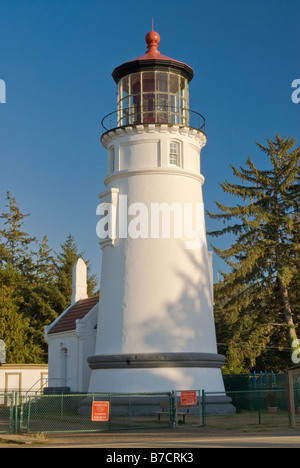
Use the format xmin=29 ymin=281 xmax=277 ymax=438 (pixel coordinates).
xmin=88 ymin=353 xmax=225 ymax=393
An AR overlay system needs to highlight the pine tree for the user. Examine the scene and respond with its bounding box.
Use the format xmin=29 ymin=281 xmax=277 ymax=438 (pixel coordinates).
xmin=33 ymin=235 xmax=56 ymax=287
xmin=0 ymin=268 xmax=44 ymax=363
xmin=55 ymin=234 xmax=98 ymax=309
xmin=208 ymin=134 xmax=299 ymax=370
xmin=19 ymin=235 xmax=65 ymax=362
xmin=0 ymin=191 xmax=36 ymax=276
xmin=0 ymin=195 xmax=62 ymax=363
xmin=0 ymin=193 xmax=41 ymax=362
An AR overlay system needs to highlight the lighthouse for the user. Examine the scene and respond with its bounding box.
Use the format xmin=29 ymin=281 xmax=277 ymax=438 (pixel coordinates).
xmin=88 ymin=28 xmax=226 ymax=395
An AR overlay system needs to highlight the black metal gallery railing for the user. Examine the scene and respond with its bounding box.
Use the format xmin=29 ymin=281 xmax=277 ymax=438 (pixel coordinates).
xmin=101 ymin=106 xmax=206 ymax=135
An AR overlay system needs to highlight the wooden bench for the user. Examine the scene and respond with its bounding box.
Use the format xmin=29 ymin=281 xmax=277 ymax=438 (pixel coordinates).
xmin=153 ymin=402 xmax=193 ymax=423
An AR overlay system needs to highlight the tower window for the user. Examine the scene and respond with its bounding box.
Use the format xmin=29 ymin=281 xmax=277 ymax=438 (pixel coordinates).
xmin=169 ymin=142 xmax=180 ymax=166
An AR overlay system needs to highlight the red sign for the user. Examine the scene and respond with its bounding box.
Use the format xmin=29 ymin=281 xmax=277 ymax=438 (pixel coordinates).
xmin=91 ymin=401 xmax=110 ymax=421
xmin=180 ymin=391 xmax=197 ymax=406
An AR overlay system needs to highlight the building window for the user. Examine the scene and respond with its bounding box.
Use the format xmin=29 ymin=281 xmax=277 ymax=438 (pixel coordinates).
xmin=169 ymin=142 xmax=180 ymax=166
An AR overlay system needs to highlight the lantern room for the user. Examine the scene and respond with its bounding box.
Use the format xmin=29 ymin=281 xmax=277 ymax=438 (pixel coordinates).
xmin=111 ymin=29 xmax=195 ymax=128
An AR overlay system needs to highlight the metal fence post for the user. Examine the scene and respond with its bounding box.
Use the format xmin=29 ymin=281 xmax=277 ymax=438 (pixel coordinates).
xmin=109 ymin=394 xmax=112 ymax=432
xmin=198 ymin=389 xmax=201 ymax=426
xmin=170 ymin=391 xmax=176 ymax=429
xmin=14 ymin=392 xmax=18 ymax=434
xmin=258 ymin=390 xmax=262 ymax=425
xmin=9 ymin=393 xmax=14 ymax=434
xmin=202 ymin=390 xmax=206 ymax=427
xmin=19 ymin=395 xmax=24 ymax=431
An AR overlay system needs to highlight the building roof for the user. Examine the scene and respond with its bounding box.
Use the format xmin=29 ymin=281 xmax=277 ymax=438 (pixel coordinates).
xmin=112 ymin=28 xmax=194 ymax=83
xmin=48 ymin=296 xmax=99 ymax=335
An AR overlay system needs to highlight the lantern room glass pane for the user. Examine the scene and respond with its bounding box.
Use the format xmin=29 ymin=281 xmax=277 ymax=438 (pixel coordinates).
xmin=169 ymin=74 xmax=179 ymax=94
xmin=142 ymin=72 xmax=155 ymax=92
xmin=157 ymin=93 xmax=168 ymax=123
xmin=122 ymin=76 xmax=129 ymax=96
xmin=156 ymin=72 xmax=168 ymax=92
xmin=131 ymin=73 xmax=141 ymax=95
xmin=143 ymin=93 xmax=155 ymax=123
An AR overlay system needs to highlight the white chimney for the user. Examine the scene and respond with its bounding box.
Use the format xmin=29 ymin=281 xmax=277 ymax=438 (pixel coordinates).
xmin=71 ymin=258 xmax=88 ymax=305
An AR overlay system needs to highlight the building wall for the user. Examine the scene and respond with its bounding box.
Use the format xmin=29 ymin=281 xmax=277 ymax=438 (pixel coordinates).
xmin=45 ymin=308 xmax=97 ymax=392
xmin=0 ymin=364 xmax=48 ymax=394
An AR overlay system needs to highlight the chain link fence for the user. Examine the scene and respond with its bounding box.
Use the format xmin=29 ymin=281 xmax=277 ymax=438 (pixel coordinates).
xmin=202 ymin=389 xmax=294 ymax=430
xmin=19 ymin=392 xmax=174 ymax=433
xmin=1 ymin=381 xmax=300 ymax=434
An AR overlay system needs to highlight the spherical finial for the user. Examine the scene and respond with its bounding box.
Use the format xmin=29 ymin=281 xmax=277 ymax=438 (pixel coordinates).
xmin=145 ymin=29 xmax=160 ymax=56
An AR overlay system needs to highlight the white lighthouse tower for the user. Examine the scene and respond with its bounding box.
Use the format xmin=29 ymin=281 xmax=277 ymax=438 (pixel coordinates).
xmin=88 ymin=29 xmax=226 ymax=395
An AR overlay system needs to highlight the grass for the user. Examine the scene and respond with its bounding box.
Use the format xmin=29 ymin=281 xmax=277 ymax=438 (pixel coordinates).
xmin=202 ymin=410 xmax=292 ymax=432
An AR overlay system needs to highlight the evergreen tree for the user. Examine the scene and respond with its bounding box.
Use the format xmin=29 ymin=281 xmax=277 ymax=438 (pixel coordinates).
xmin=0 ymin=267 xmax=44 ymax=363
xmin=55 ymin=234 xmax=98 ymax=309
xmin=55 ymin=234 xmax=80 ymax=309
xmin=208 ymin=134 xmax=299 ymax=371
xmin=33 ymin=235 xmax=57 ymax=287
xmin=0 ymin=194 xmax=41 ymax=362
xmin=0 ymin=191 xmax=36 ymax=277
xmin=0 ymin=194 xmax=98 ymax=364
xmin=20 ymin=235 xmax=65 ymax=362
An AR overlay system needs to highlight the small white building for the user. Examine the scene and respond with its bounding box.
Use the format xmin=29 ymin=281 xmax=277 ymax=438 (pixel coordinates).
xmin=44 ymin=259 xmax=99 ymax=393
xmin=0 ymin=364 xmax=48 ymax=399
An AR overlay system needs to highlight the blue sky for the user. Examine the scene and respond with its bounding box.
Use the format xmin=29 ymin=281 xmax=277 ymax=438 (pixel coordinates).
xmin=0 ymin=0 xmax=299 ymax=285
